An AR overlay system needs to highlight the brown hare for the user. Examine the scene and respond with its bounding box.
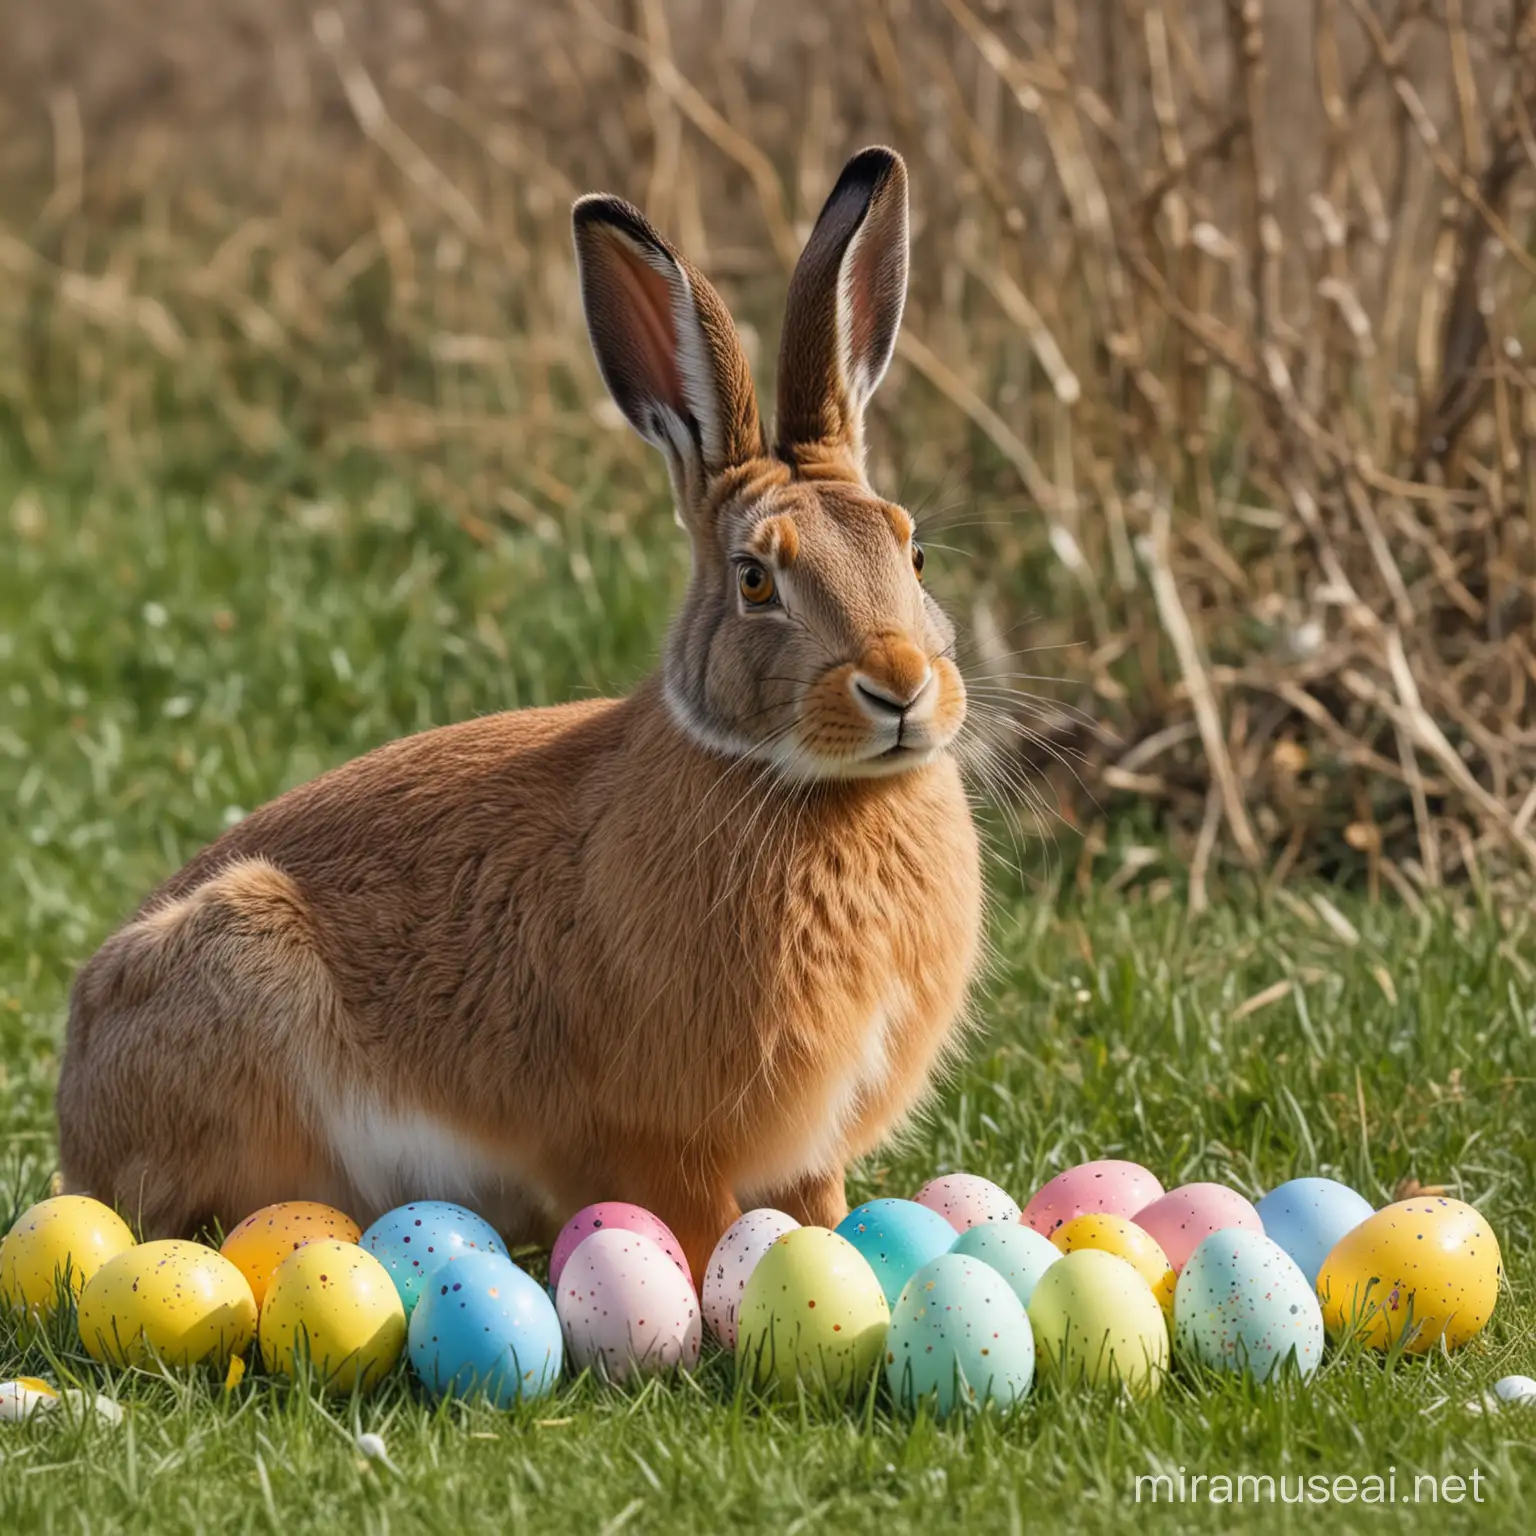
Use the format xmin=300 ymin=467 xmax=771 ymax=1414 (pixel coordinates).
xmin=56 ymin=147 xmax=983 ymax=1284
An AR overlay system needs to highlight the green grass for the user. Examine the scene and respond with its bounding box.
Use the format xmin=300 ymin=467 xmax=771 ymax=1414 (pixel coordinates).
xmin=3 ymin=471 xmax=1535 ymax=1533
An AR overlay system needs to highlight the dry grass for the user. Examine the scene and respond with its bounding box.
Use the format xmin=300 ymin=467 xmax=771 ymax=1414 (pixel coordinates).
xmin=2 ymin=0 xmax=1534 ymax=897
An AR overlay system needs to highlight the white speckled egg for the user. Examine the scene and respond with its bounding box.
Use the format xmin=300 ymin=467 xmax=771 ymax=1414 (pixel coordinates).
xmin=702 ymin=1209 xmax=799 ymax=1349
xmin=1494 ymin=1375 xmax=1536 ymax=1405
xmin=555 ymin=1229 xmax=701 ymax=1383
xmin=913 ymin=1174 xmax=1021 ymax=1233
xmin=886 ymin=1253 xmax=1034 ymax=1417
xmin=1175 ymin=1229 xmax=1323 ymax=1381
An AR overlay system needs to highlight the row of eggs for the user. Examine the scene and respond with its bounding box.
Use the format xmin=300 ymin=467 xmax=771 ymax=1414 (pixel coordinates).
xmin=0 ymin=1162 xmax=1508 ymax=1414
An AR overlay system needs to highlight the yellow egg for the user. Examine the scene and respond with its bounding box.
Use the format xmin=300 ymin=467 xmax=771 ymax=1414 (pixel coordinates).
xmin=258 ymin=1239 xmax=405 ymax=1393
xmin=1028 ymin=1249 xmax=1169 ymax=1396
xmin=1317 ymin=1196 xmax=1501 ymax=1353
xmin=1053 ymin=1213 xmax=1177 ymax=1316
xmin=78 ymin=1240 xmax=257 ymax=1368
xmin=220 ymin=1202 xmax=361 ymax=1308
xmin=0 ymin=1196 xmax=136 ymax=1324
xmin=736 ymin=1227 xmax=890 ymax=1402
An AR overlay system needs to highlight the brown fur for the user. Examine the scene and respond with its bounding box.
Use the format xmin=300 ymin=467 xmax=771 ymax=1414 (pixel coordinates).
xmin=57 ymin=149 xmax=984 ymax=1284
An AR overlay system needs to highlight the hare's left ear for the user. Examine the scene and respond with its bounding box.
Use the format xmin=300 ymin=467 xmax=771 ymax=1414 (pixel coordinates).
xmin=774 ymin=147 xmax=909 ymax=480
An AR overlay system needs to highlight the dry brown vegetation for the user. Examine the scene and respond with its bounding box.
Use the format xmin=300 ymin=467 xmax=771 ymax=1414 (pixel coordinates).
xmin=3 ymin=0 xmax=1535 ymax=900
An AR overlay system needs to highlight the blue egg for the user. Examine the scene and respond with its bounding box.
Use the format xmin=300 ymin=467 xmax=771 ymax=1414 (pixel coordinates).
xmin=887 ymin=1253 xmax=1035 ymax=1416
xmin=408 ymin=1251 xmax=562 ymax=1405
xmin=835 ymin=1198 xmax=957 ymax=1308
xmin=1255 ymin=1178 xmax=1373 ymax=1288
xmin=949 ymin=1220 xmax=1063 ymax=1309
xmin=360 ymin=1201 xmax=509 ymax=1314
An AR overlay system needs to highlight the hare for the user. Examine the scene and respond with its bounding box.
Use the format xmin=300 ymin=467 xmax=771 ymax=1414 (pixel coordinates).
xmin=56 ymin=147 xmax=983 ymax=1284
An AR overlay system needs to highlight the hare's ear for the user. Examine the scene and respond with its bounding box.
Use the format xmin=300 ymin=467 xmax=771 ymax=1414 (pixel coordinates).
xmin=573 ymin=195 xmax=764 ymax=494
xmin=774 ymin=147 xmax=909 ymax=480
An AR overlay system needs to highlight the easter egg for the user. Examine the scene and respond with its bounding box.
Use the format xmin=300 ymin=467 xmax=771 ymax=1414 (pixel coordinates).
xmin=702 ymin=1209 xmax=799 ymax=1349
xmin=1021 ymin=1160 xmax=1164 ymax=1236
xmin=1133 ymin=1183 xmax=1263 ymax=1272
xmin=359 ymin=1202 xmax=508 ymax=1315
xmin=1316 ymin=1197 xmax=1501 ymax=1353
xmin=835 ymin=1199 xmax=957 ymax=1309
xmin=220 ymin=1201 xmax=361 ymax=1308
xmin=556 ymin=1229 xmax=701 ymax=1383
xmin=408 ymin=1250 xmax=562 ymax=1405
xmin=1175 ymin=1230 xmax=1324 ymax=1381
xmin=1 ymin=1196 xmax=136 ymax=1323
xmin=78 ymin=1240 xmax=256 ymax=1369
xmin=950 ymin=1221 xmax=1062 ymax=1309
xmin=1053 ymin=1213 xmax=1177 ymax=1316
xmin=1027 ymin=1249 xmax=1169 ymax=1396
xmin=736 ymin=1227 xmax=889 ymax=1401
xmin=913 ymin=1174 xmax=1021 ymax=1232
xmin=258 ymin=1239 xmax=406 ymax=1392
xmin=549 ymin=1203 xmax=692 ymax=1291
xmin=886 ymin=1253 xmax=1035 ymax=1417
xmin=1493 ymin=1375 xmax=1536 ymax=1405
xmin=1255 ymin=1178 xmax=1374 ymax=1288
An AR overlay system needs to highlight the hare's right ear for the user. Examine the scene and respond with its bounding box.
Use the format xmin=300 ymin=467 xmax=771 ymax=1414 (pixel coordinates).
xmin=573 ymin=196 xmax=764 ymax=498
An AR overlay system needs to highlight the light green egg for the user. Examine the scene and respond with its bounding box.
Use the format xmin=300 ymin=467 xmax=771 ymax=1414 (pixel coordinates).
xmin=735 ymin=1227 xmax=889 ymax=1402
xmin=1027 ymin=1248 xmax=1169 ymax=1396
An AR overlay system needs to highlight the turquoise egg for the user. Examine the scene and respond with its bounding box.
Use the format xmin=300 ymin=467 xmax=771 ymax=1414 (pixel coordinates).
xmin=1255 ymin=1178 xmax=1373 ymax=1287
xmin=886 ymin=1253 xmax=1035 ymax=1416
xmin=835 ymin=1199 xmax=957 ymax=1309
xmin=1175 ymin=1229 xmax=1324 ymax=1381
xmin=950 ymin=1221 xmax=1062 ymax=1308
xmin=360 ymin=1201 xmax=508 ymax=1315
xmin=408 ymin=1251 xmax=562 ymax=1405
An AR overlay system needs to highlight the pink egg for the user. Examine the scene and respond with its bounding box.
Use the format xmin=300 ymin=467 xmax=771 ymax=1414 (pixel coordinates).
xmin=912 ymin=1174 xmax=1021 ymax=1233
xmin=1132 ymin=1183 xmax=1263 ymax=1272
xmin=549 ymin=1203 xmax=691 ymax=1291
xmin=1021 ymin=1160 xmax=1165 ymax=1236
xmin=701 ymin=1209 xmax=800 ymax=1349
xmin=555 ymin=1229 xmax=702 ymax=1382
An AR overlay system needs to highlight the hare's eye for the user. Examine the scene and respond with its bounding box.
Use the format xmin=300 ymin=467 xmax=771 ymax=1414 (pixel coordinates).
xmin=912 ymin=543 xmax=926 ymax=580
xmin=738 ymin=562 xmax=777 ymax=606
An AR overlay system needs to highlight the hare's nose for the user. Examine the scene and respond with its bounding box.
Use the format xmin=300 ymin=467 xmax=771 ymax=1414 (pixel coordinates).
xmin=852 ymin=666 xmax=933 ymax=717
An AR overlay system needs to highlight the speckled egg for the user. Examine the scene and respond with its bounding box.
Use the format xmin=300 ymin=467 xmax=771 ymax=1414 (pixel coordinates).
xmin=736 ymin=1227 xmax=889 ymax=1401
xmin=886 ymin=1253 xmax=1035 ymax=1417
xmin=259 ymin=1239 xmax=406 ymax=1392
xmin=1 ymin=1196 xmax=136 ymax=1323
xmin=78 ymin=1239 xmax=257 ymax=1369
xmin=1027 ymin=1249 xmax=1169 ymax=1396
xmin=913 ymin=1175 xmax=1021 ymax=1233
xmin=835 ymin=1199 xmax=957 ymax=1309
xmin=1175 ymin=1229 xmax=1324 ymax=1381
xmin=1317 ymin=1197 xmax=1501 ymax=1353
xmin=556 ymin=1229 xmax=701 ymax=1382
xmin=1494 ymin=1375 xmax=1536 ymax=1405
xmin=359 ymin=1202 xmax=508 ymax=1315
xmin=549 ymin=1203 xmax=692 ymax=1292
xmin=408 ymin=1250 xmax=562 ymax=1405
xmin=220 ymin=1201 xmax=362 ymax=1308
xmin=949 ymin=1221 xmax=1063 ymax=1309
xmin=702 ymin=1209 xmax=800 ymax=1349
xmin=1255 ymin=1178 xmax=1374 ymax=1289
xmin=1133 ymin=1183 xmax=1263 ymax=1272
xmin=1054 ymin=1213 xmax=1177 ymax=1316
xmin=1021 ymin=1160 xmax=1165 ymax=1236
